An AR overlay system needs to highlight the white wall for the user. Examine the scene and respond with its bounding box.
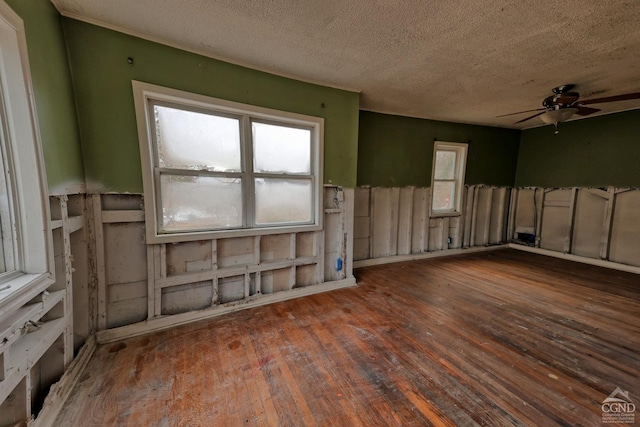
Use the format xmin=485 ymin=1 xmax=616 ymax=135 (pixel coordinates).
xmin=354 ymin=185 xmax=510 ymax=263
xmin=90 ymin=186 xmax=355 ymax=338
xmin=509 ymin=187 xmax=640 ymax=268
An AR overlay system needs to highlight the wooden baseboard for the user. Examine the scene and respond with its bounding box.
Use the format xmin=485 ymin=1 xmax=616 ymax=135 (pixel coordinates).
xmin=353 ymin=245 xmax=508 ymax=268
xmin=508 ymin=243 xmax=640 ymax=275
xmin=96 ymin=277 xmax=357 ymax=344
xmin=31 ymin=335 xmax=97 ymax=427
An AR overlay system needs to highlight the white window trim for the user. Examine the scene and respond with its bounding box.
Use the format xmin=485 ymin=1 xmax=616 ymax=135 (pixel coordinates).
xmin=0 ymin=1 xmax=54 ymax=311
xmin=132 ymin=81 xmax=324 ymax=244
xmin=430 ymin=141 xmax=467 ymax=217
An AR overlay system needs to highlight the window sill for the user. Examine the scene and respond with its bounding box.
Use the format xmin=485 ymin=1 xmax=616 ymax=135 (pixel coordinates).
xmin=430 ymin=211 xmax=462 ymax=218
xmin=0 ymin=273 xmax=54 ymax=318
xmin=147 ymin=222 xmax=323 ymax=244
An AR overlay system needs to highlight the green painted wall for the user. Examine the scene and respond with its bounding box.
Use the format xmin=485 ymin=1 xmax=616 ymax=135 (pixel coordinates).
xmin=6 ymin=0 xmax=84 ymax=191
xmin=62 ymin=19 xmax=359 ymax=192
xmin=357 ymin=111 xmax=520 ymax=187
xmin=18 ymin=6 xmax=636 ymax=193
xmin=516 ymin=109 xmax=640 ymax=188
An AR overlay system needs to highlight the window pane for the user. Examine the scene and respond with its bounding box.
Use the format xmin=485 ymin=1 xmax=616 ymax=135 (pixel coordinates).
xmin=160 ymin=175 xmax=242 ymax=231
xmin=253 ymin=122 xmax=311 ymax=174
xmin=434 ymin=150 xmax=456 ymax=180
xmin=0 ymin=133 xmax=15 ymax=274
xmin=255 ymin=178 xmax=312 ymax=225
xmin=432 ymin=181 xmax=455 ymax=211
xmin=155 ymin=105 xmax=241 ymax=172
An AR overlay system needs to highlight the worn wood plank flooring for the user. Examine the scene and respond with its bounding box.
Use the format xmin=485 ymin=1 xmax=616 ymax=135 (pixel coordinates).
xmin=55 ymin=249 xmax=639 ymax=426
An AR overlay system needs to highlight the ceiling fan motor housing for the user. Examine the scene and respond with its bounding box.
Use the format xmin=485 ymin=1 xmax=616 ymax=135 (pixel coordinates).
xmin=544 ymin=88 xmax=580 ymax=109
xmin=552 ymin=84 xmax=576 ymax=94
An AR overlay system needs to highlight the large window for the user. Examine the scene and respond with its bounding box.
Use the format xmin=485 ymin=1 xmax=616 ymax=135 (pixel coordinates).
xmin=430 ymin=141 xmax=467 ymax=216
xmin=0 ymin=2 xmax=53 ymax=308
xmin=133 ymin=82 xmax=323 ymax=243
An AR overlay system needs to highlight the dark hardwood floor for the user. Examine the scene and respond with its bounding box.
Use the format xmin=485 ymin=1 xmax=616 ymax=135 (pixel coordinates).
xmin=56 ymin=249 xmax=639 ymax=426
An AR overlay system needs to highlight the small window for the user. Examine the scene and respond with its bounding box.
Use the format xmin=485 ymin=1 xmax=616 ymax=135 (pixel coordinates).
xmin=133 ymin=82 xmax=323 ymax=243
xmin=430 ymin=141 xmax=467 ymax=216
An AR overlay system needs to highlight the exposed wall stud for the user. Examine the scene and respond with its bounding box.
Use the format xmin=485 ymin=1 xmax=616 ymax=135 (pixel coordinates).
xmin=91 ymin=194 xmax=107 ymax=330
xmin=410 ymin=187 xmax=428 ymax=253
xmin=455 ymin=186 xmax=468 ymax=248
xmin=534 ymin=189 xmax=545 ymax=247
xmin=482 ymin=187 xmax=493 ymax=246
xmin=58 ymin=195 xmax=74 ymax=366
xmin=469 ymin=185 xmax=479 ymax=247
xmin=600 ymin=187 xmax=616 ymax=260
xmin=507 ymin=188 xmax=518 ymax=241
xmin=397 ymin=187 xmax=414 ymax=255
xmin=564 ymin=188 xmax=578 ymax=253
xmin=344 ymin=188 xmax=355 ymax=278
xmin=441 ymin=217 xmax=450 ymax=250
xmin=146 ymin=246 xmax=155 ymax=319
xmin=424 ymin=188 xmax=431 ymax=252
xmin=494 ymin=188 xmax=509 ymax=244
xmin=159 ymin=244 xmax=167 ymax=278
xmin=462 ymin=186 xmax=474 ymax=248
xmin=389 ymin=188 xmax=400 ymax=256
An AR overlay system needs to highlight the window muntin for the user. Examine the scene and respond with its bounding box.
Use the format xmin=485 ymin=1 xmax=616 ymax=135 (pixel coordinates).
xmin=431 ymin=142 xmax=467 ymax=216
xmin=134 ymin=81 xmax=323 ymax=243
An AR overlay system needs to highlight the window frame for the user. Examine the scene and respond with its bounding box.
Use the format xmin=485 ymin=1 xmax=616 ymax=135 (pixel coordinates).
xmin=0 ymin=1 xmax=54 ymax=311
xmin=430 ymin=141 xmax=468 ymax=217
xmin=132 ymin=81 xmax=324 ymax=244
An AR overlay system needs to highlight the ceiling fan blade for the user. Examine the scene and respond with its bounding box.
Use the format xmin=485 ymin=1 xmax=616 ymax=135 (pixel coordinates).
xmin=514 ymin=111 xmax=545 ymax=124
xmin=575 ymin=106 xmax=601 ymax=116
xmin=496 ymin=108 xmax=545 ymax=118
xmin=580 ymin=92 xmax=640 ymax=105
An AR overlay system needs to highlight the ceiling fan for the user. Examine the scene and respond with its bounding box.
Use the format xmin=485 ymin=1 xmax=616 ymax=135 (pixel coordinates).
xmin=498 ymin=84 xmax=640 ymax=134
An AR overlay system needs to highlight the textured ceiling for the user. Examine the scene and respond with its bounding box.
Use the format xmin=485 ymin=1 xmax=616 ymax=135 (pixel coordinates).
xmin=52 ymin=0 xmax=640 ymax=129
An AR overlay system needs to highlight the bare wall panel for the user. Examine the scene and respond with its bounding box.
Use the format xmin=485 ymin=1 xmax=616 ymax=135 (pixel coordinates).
xmin=514 ymin=189 xmax=537 ymax=236
xmin=473 ymin=187 xmax=492 ymax=246
xmin=104 ymin=222 xmax=148 ymax=328
xmin=397 ymin=188 xmax=414 ymax=255
xmin=353 ymin=187 xmax=370 ymax=261
xmin=609 ymin=190 xmax=640 ymax=267
xmin=571 ymin=190 xmax=607 ymax=259
xmin=539 ymin=189 xmax=572 ymax=252
xmin=370 ymin=188 xmax=393 ymax=258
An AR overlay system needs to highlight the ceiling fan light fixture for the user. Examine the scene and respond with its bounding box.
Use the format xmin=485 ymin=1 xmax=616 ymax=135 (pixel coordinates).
xmin=539 ymin=107 xmax=579 ymax=124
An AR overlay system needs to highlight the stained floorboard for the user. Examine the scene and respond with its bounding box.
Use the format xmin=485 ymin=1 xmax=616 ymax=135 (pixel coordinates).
xmin=56 ymin=249 xmax=639 ymax=426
